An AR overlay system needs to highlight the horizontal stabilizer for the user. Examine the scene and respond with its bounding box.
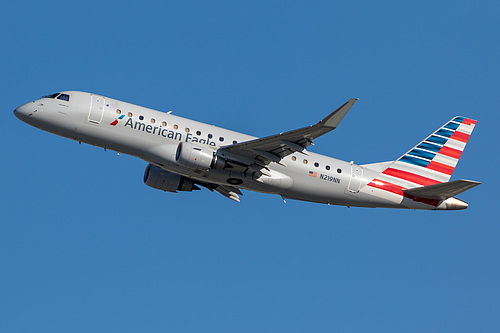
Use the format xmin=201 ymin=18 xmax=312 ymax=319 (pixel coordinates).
xmin=403 ymin=180 xmax=480 ymax=201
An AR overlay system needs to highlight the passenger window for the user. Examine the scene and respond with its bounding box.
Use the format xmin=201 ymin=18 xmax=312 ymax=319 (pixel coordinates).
xmin=303 ymin=159 xmax=308 ymax=165
xmin=196 ymin=131 xmax=201 ymax=136
xmin=174 ymin=125 xmax=178 ymax=130
xmin=58 ymin=94 xmax=70 ymax=102
xmin=185 ymin=128 xmax=190 ymax=133
xmin=337 ymin=168 xmax=342 ymax=174
xmin=139 ymin=115 xmax=144 ymax=120
xmin=128 ymin=112 xmax=132 ymax=117
xmin=326 ymin=165 xmax=331 ymax=170
xmin=314 ymin=162 xmax=319 ymax=167
xmin=208 ymin=134 xmax=213 ymax=139
xmin=116 ymin=109 xmax=122 ymax=115
xmin=162 ymin=121 xmax=167 ymax=126
xmin=219 ymin=137 xmax=224 ymax=142
xmin=233 ymin=140 xmax=237 ymax=144
xmin=291 ymin=156 xmax=296 ymax=161
xmin=151 ymin=118 xmax=155 ymax=124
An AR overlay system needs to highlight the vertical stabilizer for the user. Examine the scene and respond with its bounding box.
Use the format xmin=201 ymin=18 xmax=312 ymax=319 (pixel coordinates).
xmin=367 ymin=116 xmax=477 ymax=195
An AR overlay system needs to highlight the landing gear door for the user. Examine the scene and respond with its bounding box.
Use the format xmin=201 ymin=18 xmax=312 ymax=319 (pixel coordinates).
xmin=88 ymin=94 xmax=105 ymax=124
xmin=348 ymin=164 xmax=363 ymax=193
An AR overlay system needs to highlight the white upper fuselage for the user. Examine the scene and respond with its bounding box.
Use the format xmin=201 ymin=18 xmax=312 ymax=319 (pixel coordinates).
xmin=14 ymin=91 xmax=472 ymax=210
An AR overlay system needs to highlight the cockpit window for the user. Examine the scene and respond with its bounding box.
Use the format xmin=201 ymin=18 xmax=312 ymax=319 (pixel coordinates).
xmin=42 ymin=93 xmax=70 ymax=101
xmin=57 ymin=94 xmax=70 ymax=102
xmin=43 ymin=93 xmax=60 ymax=99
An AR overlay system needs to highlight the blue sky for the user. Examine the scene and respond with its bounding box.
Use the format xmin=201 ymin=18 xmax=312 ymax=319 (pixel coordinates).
xmin=1 ymin=1 xmax=498 ymax=331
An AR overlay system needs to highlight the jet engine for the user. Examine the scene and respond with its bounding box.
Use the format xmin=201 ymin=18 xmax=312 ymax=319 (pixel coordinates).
xmin=175 ymin=142 xmax=218 ymax=171
xmin=144 ymin=164 xmax=200 ymax=192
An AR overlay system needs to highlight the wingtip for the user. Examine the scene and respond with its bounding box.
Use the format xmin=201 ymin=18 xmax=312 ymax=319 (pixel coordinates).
xmin=320 ymin=98 xmax=358 ymax=128
xmin=462 ymin=179 xmax=482 ymax=187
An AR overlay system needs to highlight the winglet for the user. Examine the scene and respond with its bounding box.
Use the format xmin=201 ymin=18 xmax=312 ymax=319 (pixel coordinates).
xmin=320 ymin=98 xmax=358 ymax=128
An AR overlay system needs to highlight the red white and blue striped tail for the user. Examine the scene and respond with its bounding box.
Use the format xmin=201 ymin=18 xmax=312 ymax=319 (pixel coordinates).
xmin=378 ymin=116 xmax=477 ymax=187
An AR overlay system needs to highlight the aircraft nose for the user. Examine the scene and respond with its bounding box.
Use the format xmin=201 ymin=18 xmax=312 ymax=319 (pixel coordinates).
xmin=14 ymin=103 xmax=33 ymax=120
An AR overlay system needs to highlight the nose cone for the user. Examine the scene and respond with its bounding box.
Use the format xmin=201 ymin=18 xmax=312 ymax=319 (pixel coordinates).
xmin=14 ymin=103 xmax=33 ymax=122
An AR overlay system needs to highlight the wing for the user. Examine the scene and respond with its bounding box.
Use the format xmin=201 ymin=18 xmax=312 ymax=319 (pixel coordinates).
xmin=217 ymin=98 xmax=358 ymax=174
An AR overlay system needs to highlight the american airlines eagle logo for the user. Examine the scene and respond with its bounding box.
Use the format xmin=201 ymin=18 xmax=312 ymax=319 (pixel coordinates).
xmin=110 ymin=115 xmax=125 ymax=126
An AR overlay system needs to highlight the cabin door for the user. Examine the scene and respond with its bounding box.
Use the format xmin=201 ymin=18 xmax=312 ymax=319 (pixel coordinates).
xmin=88 ymin=94 xmax=105 ymax=124
xmin=348 ymin=164 xmax=363 ymax=193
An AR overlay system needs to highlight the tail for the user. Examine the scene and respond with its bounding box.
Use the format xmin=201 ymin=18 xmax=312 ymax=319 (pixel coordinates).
xmin=364 ymin=116 xmax=479 ymax=208
xmin=382 ymin=116 xmax=476 ymax=185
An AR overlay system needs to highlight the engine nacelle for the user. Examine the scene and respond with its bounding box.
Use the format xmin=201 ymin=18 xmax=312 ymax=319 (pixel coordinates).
xmin=143 ymin=164 xmax=199 ymax=192
xmin=175 ymin=142 xmax=217 ymax=171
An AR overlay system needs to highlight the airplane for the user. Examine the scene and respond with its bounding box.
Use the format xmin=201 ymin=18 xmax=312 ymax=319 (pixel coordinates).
xmin=14 ymin=91 xmax=480 ymax=210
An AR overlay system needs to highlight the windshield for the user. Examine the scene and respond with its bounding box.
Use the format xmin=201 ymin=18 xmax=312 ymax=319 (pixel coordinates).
xmin=42 ymin=93 xmax=60 ymax=99
xmin=42 ymin=92 xmax=70 ymax=102
xmin=57 ymin=94 xmax=70 ymax=101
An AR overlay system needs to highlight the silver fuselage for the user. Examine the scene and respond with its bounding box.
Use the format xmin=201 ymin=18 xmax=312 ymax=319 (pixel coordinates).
xmin=14 ymin=91 xmax=469 ymax=210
